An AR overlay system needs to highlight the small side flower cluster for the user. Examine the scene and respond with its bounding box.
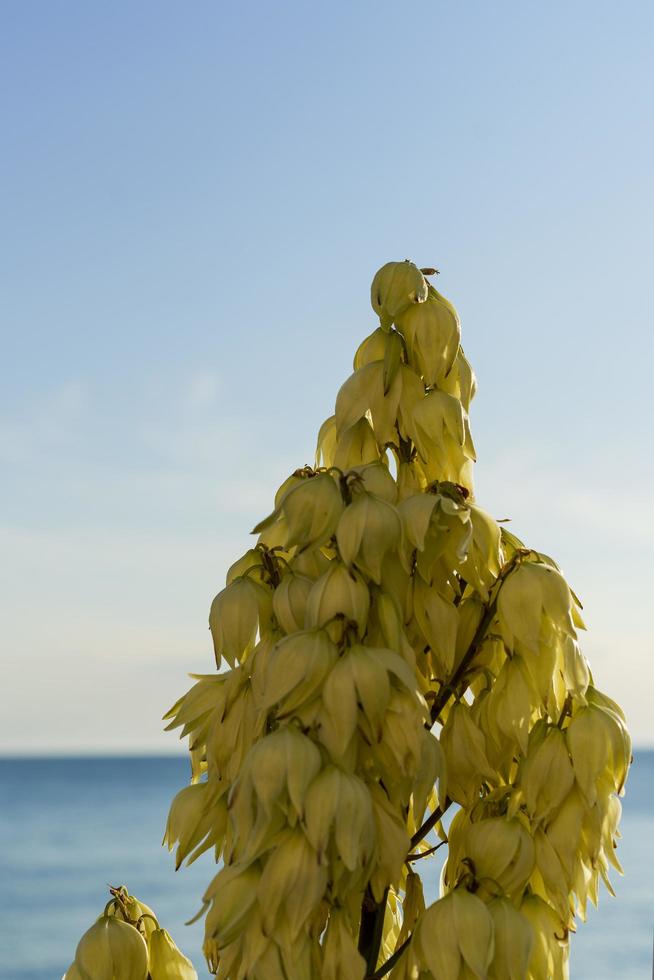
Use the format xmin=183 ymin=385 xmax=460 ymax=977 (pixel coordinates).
xmin=63 ymin=885 xmax=196 ymax=979
xmin=162 ymin=260 xmax=631 ymax=979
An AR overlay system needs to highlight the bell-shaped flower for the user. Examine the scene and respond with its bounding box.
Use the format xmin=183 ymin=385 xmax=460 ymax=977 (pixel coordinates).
xmin=230 ymin=727 xmax=322 ymax=859
xmin=148 ymin=928 xmax=197 ymax=980
xmin=163 ymin=673 xmax=228 ymax=750
xmin=368 ymin=784 xmax=411 ymax=900
xmin=72 ymin=915 xmax=148 ymax=980
xmin=346 ymin=461 xmax=397 ymax=503
xmin=413 ymin=493 xmax=473 ymax=585
xmin=372 ymin=686 xmax=431 ymax=787
xmin=532 ymin=828 xmax=574 ymax=921
xmin=438 ymin=347 xmax=477 ymax=410
xmin=354 ymin=326 xmax=388 ymax=369
xmin=412 ymin=575 xmax=459 ymax=674
xmin=209 ymin=576 xmax=272 ymax=667
xmin=320 ymin=643 xmax=420 ymax=757
xmin=336 ymin=492 xmax=402 ymax=583
xmin=281 ymin=472 xmax=344 ymax=549
xmin=370 ymin=260 xmax=428 ymax=330
xmin=560 ymin=634 xmax=590 ymax=700
xmin=520 ymin=895 xmax=569 ymax=979
xmin=321 ymin=909 xmax=366 ymax=980
xmin=484 ymin=654 xmax=537 ymax=756
xmin=544 ymin=784 xmax=587 ymax=881
xmin=411 ymin=729 xmax=446 ymax=826
xmin=487 ymin=897 xmax=534 ymax=980
xmin=410 ymin=389 xmax=470 ymax=477
xmin=333 ymin=417 xmax=380 ymax=470
xmin=303 ymin=765 xmax=375 ymax=870
xmin=315 ymin=414 xmax=338 ymax=468
xmin=396 ymin=288 xmax=461 ymax=386
xmin=566 ymin=692 xmax=631 ymax=803
xmin=521 ymin=724 xmax=575 ymax=824
xmin=305 ymin=561 xmax=370 ymax=636
xmin=272 ymin=572 xmax=314 ymax=634
xmin=367 ymin=589 xmax=406 ymax=653
xmin=440 ymin=702 xmax=496 ymax=806
xmin=397 ymin=871 xmax=426 ymax=948
xmin=458 ymin=504 xmax=503 ymax=600
xmin=163 ymin=781 xmax=227 ymax=869
xmin=397 ymin=492 xmax=440 ymax=552
xmin=462 ymin=815 xmax=535 ymax=897
xmin=226 ymin=548 xmax=267 ymax=585
xmin=259 ymin=628 xmax=338 ymax=718
xmin=203 ymin=668 xmax=258 ymax=782
xmin=413 ymin=888 xmax=494 ymax=979
xmin=255 ymin=471 xmax=344 ymax=550
xmin=257 ymin=829 xmax=328 ymax=941
xmin=497 ymin=561 xmax=575 ymax=654
xmin=335 ymin=359 xmax=403 ymax=448
xmin=396 ymin=363 xmax=427 ymax=442
xmin=203 ymin=861 xmax=261 ymax=949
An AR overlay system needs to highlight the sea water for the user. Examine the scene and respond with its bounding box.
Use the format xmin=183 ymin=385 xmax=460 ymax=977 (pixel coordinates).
xmin=0 ymin=753 xmax=651 ymax=979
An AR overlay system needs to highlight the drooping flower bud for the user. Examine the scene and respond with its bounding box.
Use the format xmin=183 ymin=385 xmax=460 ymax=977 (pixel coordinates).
xmin=412 ymin=575 xmax=459 ymax=674
xmin=370 ymin=260 xmax=428 ymax=330
xmin=566 ymin=695 xmax=631 ymax=803
xmin=521 ymin=724 xmax=575 ymax=823
xmin=280 ymin=472 xmax=345 ymax=549
xmin=413 ymin=889 xmax=495 ymax=979
xmin=336 ymin=492 xmax=402 ymax=583
xmin=257 ymin=829 xmax=328 ymax=941
xmin=463 ymin=816 xmax=535 ymax=897
xmin=322 ymin=908 xmax=366 ymax=980
xmin=346 ymin=461 xmax=397 ymax=503
xmin=304 ymin=561 xmax=370 ymax=636
xmin=303 ymin=765 xmax=375 ymax=870
xmin=148 ymin=928 xmax=198 ymax=980
xmin=259 ymin=628 xmax=338 ymax=717
xmin=209 ymin=576 xmax=272 ymax=667
xmin=488 ymin=897 xmax=534 ymax=980
xmin=203 ymin=862 xmax=262 ymax=948
xmin=396 ymin=288 xmax=461 ymax=386
xmin=272 ymin=571 xmax=314 ymax=634
xmin=441 ymin=702 xmax=496 ymax=806
xmin=163 ymin=781 xmax=227 ymax=869
xmin=73 ymin=915 xmax=148 ymax=980
xmin=335 ymin=360 xmax=403 ymax=447
xmin=497 ymin=561 xmax=575 ymax=654
xmin=410 ymin=389 xmax=472 ymax=484
xmin=520 ymin=894 xmax=569 ymax=978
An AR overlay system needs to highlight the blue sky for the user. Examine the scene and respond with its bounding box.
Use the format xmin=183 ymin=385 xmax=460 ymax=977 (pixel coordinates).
xmin=1 ymin=1 xmax=652 ymax=750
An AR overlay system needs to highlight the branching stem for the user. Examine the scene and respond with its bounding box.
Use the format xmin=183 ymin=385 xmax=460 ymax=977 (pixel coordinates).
xmin=358 ymin=885 xmax=389 ymax=975
xmin=409 ymin=799 xmax=451 ymax=850
xmin=367 ymin=935 xmax=411 ymax=979
xmin=429 ymin=552 xmax=526 ymax=726
xmin=406 ymin=838 xmax=448 ymax=862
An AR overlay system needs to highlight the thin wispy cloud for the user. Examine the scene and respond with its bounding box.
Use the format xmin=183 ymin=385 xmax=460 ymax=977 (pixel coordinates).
xmin=0 ymin=381 xmax=88 ymax=462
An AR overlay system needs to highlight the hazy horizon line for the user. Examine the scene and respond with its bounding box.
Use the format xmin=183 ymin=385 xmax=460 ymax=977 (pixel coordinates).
xmin=1 ymin=747 xmax=652 ymax=760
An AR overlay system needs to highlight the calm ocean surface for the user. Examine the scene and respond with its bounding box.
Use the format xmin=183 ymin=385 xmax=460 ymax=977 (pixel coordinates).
xmin=0 ymin=752 xmax=651 ymax=979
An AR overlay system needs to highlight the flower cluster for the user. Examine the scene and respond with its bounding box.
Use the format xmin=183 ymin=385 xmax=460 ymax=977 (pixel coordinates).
xmin=63 ymin=885 xmax=196 ymax=979
xmin=156 ymin=262 xmax=631 ymax=978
